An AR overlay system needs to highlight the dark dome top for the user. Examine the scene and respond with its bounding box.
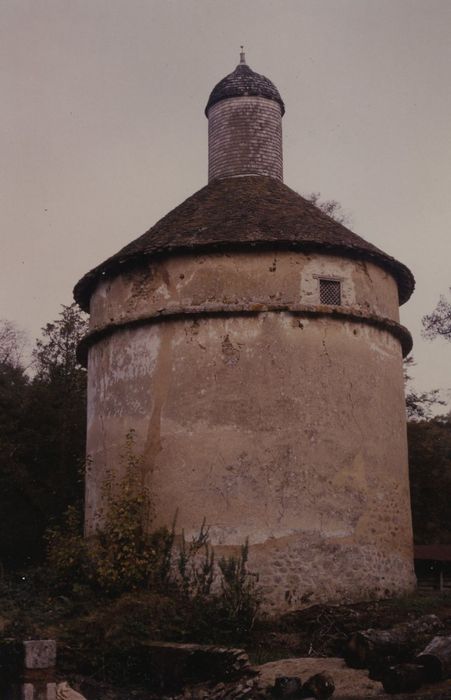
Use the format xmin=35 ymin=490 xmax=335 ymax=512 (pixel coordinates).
xmin=74 ymin=176 xmax=414 ymax=311
xmin=205 ymin=62 xmax=285 ymax=116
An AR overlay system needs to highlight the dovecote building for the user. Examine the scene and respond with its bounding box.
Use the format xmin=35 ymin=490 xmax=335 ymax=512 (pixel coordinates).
xmin=74 ymin=53 xmax=416 ymax=609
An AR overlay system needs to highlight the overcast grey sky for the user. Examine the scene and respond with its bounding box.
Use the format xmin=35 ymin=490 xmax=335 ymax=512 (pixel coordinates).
xmin=1 ymin=0 xmax=450 ymax=403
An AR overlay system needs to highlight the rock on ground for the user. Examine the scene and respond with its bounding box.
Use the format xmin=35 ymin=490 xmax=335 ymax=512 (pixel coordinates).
xmin=255 ymin=657 xmax=451 ymax=699
xmin=255 ymin=657 xmax=383 ymax=698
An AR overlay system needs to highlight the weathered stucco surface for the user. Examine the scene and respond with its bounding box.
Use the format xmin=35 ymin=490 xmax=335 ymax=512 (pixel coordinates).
xmin=84 ymin=250 xmax=415 ymax=610
xmin=88 ymin=251 xmax=401 ymax=330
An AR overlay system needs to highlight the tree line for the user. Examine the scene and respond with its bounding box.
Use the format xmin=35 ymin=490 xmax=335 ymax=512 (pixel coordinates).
xmin=0 ymin=290 xmax=450 ymax=569
xmin=407 ymin=288 xmax=451 ymax=545
xmin=0 ymin=305 xmax=87 ymax=566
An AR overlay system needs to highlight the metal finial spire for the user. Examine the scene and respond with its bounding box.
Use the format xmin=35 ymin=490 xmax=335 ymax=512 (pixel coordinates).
xmin=240 ymin=46 xmax=246 ymax=64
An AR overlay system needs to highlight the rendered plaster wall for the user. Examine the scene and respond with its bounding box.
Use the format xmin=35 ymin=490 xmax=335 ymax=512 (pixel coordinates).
xmin=88 ymin=250 xmax=401 ymax=332
xmin=85 ymin=252 xmax=415 ymax=609
xmin=86 ymin=315 xmax=414 ymax=607
xmin=208 ymin=97 xmax=283 ymax=181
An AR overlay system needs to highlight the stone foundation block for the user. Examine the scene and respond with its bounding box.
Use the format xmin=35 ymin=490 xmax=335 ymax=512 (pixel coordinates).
xmin=0 ymin=640 xmax=56 ymax=700
xmin=23 ymin=641 xmax=56 ymax=671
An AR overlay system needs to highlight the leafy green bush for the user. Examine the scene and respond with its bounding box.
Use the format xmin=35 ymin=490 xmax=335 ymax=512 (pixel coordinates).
xmin=217 ymin=540 xmax=261 ymax=638
xmin=45 ymin=505 xmax=87 ymax=584
xmin=45 ymin=430 xmax=262 ymax=642
xmin=88 ymin=431 xmax=159 ymax=593
xmin=177 ymin=519 xmax=214 ymax=599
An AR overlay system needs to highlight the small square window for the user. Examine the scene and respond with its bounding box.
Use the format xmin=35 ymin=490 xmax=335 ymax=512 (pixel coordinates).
xmin=319 ymin=279 xmax=341 ymax=305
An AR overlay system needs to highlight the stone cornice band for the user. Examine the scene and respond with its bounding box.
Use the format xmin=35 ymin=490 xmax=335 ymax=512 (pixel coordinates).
xmin=77 ymin=303 xmax=412 ymax=367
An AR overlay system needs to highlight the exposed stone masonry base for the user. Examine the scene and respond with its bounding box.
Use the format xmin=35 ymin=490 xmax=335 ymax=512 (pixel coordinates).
xmin=208 ymin=97 xmax=283 ymax=181
xmin=246 ymin=536 xmax=416 ymax=611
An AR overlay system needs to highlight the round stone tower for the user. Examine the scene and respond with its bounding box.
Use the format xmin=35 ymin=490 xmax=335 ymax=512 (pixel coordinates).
xmin=74 ymin=54 xmax=416 ymax=610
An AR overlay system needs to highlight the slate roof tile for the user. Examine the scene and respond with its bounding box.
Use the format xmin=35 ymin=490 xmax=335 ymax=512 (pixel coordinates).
xmin=74 ymin=176 xmax=414 ymax=311
xmin=205 ymin=63 xmax=285 ymax=116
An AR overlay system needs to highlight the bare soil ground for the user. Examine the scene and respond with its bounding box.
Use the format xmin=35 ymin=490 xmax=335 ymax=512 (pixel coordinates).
xmin=247 ymin=596 xmax=451 ymax=665
xmin=255 ymin=656 xmax=451 ymax=699
xmin=3 ymin=575 xmax=451 ymax=698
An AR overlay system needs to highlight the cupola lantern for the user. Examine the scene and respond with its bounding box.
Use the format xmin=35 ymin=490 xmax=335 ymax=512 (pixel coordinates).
xmin=206 ymin=52 xmax=284 ymax=182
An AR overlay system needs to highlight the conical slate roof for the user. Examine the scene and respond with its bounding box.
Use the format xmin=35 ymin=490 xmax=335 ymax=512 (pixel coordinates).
xmin=74 ymin=176 xmax=414 ymax=311
xmin=205 ymin=62 xmax=285 ymax=116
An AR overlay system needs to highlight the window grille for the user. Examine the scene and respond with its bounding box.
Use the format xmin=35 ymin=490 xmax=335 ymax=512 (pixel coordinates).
xmin=319 ymin=279 xmax=341 ymax=305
